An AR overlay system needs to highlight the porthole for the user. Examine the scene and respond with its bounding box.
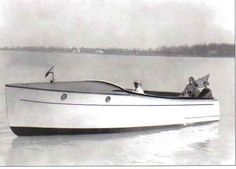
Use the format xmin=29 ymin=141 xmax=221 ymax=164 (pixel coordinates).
xmin=105 ymin=96 xmax=111 ymax=103
xmin=61 ymin=93 xmax=67 ymax=101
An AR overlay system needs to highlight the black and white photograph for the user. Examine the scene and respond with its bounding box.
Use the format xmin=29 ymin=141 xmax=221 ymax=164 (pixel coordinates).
xmin=0 ymin=0 xmax=234 ymax=166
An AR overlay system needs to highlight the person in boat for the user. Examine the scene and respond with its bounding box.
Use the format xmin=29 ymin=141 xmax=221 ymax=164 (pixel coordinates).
xmin=181 ymin=77 xmax=200 ymax=97
xmin=133 ymin=80 xmax=144 ymax=94
xmin=198 ymin=81 xmax=213 ymax=98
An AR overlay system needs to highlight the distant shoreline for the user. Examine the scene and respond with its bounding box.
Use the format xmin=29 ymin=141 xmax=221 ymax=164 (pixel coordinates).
xmin=0 ymin=49 xmax=234 ymax=58
xmin=0 ymin=43 xmax=234 ymax=58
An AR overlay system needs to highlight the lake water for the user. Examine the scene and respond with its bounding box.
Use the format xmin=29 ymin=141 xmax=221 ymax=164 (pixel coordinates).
xmin=0 ymin=51 xmax=234 ymax=166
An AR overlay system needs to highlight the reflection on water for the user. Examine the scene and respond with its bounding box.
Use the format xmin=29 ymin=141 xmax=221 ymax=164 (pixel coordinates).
xmin=0 ymin=51 xmax=234 ymax=165
xmin=5 ymin=122 xmax=220 ymax=165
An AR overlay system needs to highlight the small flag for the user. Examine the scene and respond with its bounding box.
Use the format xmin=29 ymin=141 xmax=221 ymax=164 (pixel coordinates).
xmin=195 ymin=74 xmax=210 ymax=88
xmin=45 ymin=66 xmax=54 ymax=78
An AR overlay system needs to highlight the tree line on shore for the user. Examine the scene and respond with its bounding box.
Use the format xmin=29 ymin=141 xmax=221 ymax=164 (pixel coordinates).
xmin=0 ymin=43 xmax=234 ymax=57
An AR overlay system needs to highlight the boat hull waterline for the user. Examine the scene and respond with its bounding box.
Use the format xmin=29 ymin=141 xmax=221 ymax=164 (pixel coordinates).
xmin=6 ymin=81 xmax=220 ymax=136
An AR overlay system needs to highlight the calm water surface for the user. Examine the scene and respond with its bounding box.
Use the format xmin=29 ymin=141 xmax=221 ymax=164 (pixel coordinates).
xmin=0 ymin=51 xmax=234 ymax=165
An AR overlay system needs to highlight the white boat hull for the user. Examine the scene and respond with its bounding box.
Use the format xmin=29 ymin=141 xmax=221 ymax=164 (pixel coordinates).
xmin=6 ymin=85 xmax=220 ymax=136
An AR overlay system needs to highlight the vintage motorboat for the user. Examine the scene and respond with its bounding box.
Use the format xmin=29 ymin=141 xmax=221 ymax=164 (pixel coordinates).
xmin=5 ymin=68 xmax=220 ymax=136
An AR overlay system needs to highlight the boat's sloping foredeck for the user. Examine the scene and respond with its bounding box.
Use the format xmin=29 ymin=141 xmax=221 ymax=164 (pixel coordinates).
xmin=6 ymin=81 xmax=129 ymax=95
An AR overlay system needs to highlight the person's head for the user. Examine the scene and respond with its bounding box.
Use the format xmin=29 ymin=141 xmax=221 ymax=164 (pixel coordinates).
xmin=203 ymin=81 xmax=209 ymax=88
xmin=188 ymin=77 xmax=198 ymax=87
xmin=134 ymin=80 xmax=141 ymax=88
xmin=188 ymin=77 xmax=194 ymax=84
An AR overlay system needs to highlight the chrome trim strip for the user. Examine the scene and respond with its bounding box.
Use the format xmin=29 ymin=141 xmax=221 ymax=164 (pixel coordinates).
xmin=20 ymin=99 xmax=215 ymax=107
xmin=185 ymin=115 xmax=220 ymax=119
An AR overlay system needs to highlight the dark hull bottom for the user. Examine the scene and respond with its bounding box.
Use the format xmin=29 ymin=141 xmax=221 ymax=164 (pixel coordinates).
xmin=10 ymin=121 xmax=218 ymax=136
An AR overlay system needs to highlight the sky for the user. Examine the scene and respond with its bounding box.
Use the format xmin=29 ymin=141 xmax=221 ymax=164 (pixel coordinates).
xmin=0 ymin=0 xmax=234 ymax=48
